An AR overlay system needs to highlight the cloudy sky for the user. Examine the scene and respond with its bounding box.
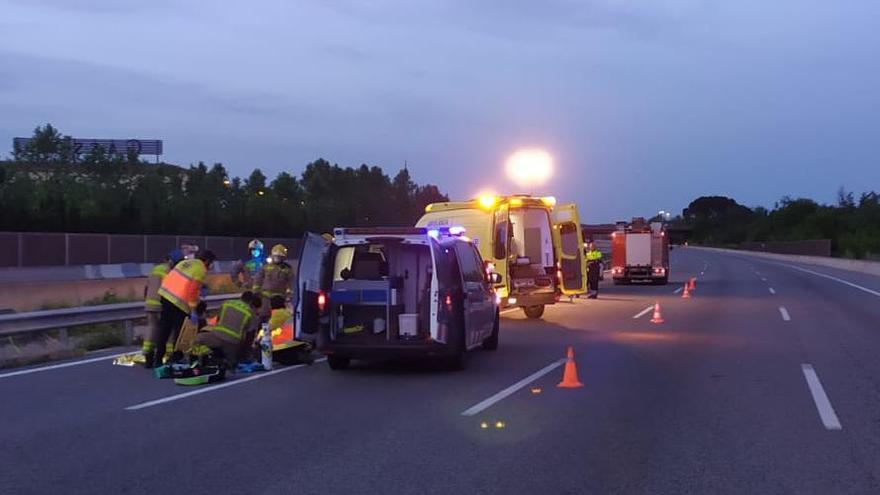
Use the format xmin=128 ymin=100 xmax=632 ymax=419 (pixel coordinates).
xmin=1 ymin=0 xmax=878 ymax=222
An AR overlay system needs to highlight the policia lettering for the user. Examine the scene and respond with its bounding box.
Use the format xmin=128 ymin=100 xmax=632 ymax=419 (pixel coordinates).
xmin=146 ymin=251 xmax=216 ymax=368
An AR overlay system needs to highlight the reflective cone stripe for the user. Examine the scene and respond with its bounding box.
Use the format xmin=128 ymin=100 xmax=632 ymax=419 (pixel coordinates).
xmin=682 ymin=284 xmax=691 ymax=298
xmin=650 ymin=302 xmax=664 ymax=324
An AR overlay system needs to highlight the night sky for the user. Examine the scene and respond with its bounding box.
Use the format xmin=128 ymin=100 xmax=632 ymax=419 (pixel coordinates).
xmin=2 ymin=0 xmax=878 ymax=221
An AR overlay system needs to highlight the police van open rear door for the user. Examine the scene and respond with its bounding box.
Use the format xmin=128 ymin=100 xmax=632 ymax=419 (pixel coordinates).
xmin=295 ymin=232 xmax=330 ymax=343
xmin=551 ymin=204 xmax=587 ymax=295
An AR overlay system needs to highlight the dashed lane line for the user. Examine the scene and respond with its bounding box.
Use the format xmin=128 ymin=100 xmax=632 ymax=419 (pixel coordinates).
xmin=801 ymin=364 xmax=842 ymax=430
xmin=461 ymin=358 xmax=566 ymax=416
xmin=673 ymin=287 xmax=683 ymax=294
xmin=768 ymin=287 xmax=776 ymax=294
xmin=779 ymin=306 xmax=791 ymax=321
xmin=633 ymin=305 xmax=655 ymax=319
xmin=125 ymin=359 xmax=326 ymax=411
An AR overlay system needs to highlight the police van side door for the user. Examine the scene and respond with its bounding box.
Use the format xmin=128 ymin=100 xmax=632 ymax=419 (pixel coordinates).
xmin=295 ymin=232 xmax=330 ymax=343
xmin=551 ymin=204 xmax=587 ymax=295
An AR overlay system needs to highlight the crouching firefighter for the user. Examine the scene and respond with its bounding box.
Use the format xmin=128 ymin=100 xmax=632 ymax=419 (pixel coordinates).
xmin=261 ymin=295 xmax=313 ymax=365
xmin=190 ymin=291 xmax=262 ymax=369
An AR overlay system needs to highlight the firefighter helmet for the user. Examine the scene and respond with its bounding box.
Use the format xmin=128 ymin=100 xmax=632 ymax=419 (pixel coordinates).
xmin=248 ymin=239 xmax=264 ymax=251
xmin=270 ymin=244 xmax=288 ymax=258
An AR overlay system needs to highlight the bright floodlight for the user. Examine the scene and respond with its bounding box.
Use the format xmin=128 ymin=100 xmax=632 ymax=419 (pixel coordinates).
xmin=505 ymin=149 xmax=554 ymax=188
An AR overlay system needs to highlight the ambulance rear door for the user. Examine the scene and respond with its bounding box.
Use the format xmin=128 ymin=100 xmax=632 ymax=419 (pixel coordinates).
xmin=551 ymin=204 xmax=587 ymax=295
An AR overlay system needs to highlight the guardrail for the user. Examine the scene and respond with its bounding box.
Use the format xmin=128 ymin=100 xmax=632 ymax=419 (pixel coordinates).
xmin=0 ymin=294 xmax=239 ymax=346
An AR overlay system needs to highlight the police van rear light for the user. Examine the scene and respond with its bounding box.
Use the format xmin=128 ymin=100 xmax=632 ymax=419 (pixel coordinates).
xmin=317 ymin=291 xmax=327 ymax=314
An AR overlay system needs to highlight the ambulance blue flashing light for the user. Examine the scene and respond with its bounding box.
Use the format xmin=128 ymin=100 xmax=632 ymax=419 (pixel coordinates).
xmin=427 ymin=226 xmax=466 ymax=239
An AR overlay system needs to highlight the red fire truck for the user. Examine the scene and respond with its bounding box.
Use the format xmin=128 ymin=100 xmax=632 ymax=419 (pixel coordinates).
xmin=611 ymin=218 xmax=669 ymax=285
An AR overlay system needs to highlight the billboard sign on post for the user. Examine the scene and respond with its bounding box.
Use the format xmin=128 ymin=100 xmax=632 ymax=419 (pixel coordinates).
xmin=13 ymin=138 xmax=163 ymax=161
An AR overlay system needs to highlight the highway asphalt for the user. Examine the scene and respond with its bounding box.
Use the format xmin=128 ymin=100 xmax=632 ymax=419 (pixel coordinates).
xmin=1 ymin=247 xmax=879 ymax=494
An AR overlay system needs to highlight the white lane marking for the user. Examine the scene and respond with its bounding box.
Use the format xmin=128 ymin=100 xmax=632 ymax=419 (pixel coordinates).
xmin=633 ymin=305 xmax=655 ymax=319
xmin=125 ymin=359 xmax=326 ymax=411
xmin=768 ymin=287 xmax=776 ymax=294
xmin=0 ymin=351 xmax=136 ymax=379
xmin=779 ymin=306 xmax=791 ymax=321
xmin=673 ymin=287 xmax=683 ymax=294
xmin=461 ymin=359 xmax=566 ymax=416
xmin=760 ymin=277 xmax=767 ymax=282
xmin=801 ymin=364 xmax=842 ymax=430
xmin=783 ymin=264 xmax=880 ymax=298
xmin=500 ymin=308 xmax=520 ymax=316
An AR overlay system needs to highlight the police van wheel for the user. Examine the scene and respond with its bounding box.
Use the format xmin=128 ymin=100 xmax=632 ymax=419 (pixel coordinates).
xmin=482 ymin=312 xmax=500 ymax=351
xmin=327 ymin=356 xmax=350 ymax=370
xmin=522 ymin=305 xmax=545 ymax=319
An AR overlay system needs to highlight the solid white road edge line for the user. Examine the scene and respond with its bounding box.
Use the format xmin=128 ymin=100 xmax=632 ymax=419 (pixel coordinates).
xmin=461 ymin=358 xmax=566 ymax=416
xmin=0 ymin=350 xmax=138 ymax=379
xmin=633 ymin=305 xmax=655 ymax=319
xmin=500 ymin=308 xmax=520 ymax=316
xmin=673 ymin=287 xmax=683 ymax=294
xmin=779 ymin=306 xmax=791 ymax=321
xmin=769 ymin=287 xmax=776 ymax=295
xmin=801 ymin=364 xmax=842 ymax=430
xmin=783 ymin=264 xmax=880 ymax=298
xmin=125 ymin=359 xmax=326 ymax=411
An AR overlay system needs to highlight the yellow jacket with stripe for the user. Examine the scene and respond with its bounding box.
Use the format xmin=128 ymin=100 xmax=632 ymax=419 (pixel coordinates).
xmin=205 ymin=299 xmax=257 ymax=343
xmin=144 ymin=263 xmax=170 ymax=312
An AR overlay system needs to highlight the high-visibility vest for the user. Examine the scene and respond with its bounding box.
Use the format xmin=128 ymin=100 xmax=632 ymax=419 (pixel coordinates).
xmin=144 ymin=263 xmax=170 ymax=312
xmin=158 ymin=259 xmax=208 ymax=313
xmin=586 ymin=250 xmax=603 ymax=262
xmin=207 ymin=299 xmax=254 ymax=342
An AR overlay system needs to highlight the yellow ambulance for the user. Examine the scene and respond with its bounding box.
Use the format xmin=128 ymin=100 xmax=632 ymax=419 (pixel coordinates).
xmin=416 ymin=195 xmax=586 ymax=318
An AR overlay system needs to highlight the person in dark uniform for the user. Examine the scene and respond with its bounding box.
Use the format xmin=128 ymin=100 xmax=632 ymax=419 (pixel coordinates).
xmin=585 ymin=242 xmax=602 ymax=299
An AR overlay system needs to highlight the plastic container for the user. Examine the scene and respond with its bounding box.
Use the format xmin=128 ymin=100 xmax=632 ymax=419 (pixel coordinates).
xmin=398 ymin=314 xmax=418 ymax=338
xmin=260 ymin=323 xmax=273 ymax=371
xmin=373 ymin=318 xmax=386 ymax=334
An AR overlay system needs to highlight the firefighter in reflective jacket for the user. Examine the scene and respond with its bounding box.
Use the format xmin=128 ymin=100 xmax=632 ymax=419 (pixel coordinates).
xmin=230 ymin=239 xmax=264 ymax=288
xmin=586 ymin=243 xmax=603 ymax=299
xmin=149 ymin=250 xmax=216 ymax=367
xmin=253 ymin=244 xmax=293 ymax=321
xmin=142 ymin=250 xmax=184 ymax=366
xmin=191 ymin=291 xmax=261 ymax=368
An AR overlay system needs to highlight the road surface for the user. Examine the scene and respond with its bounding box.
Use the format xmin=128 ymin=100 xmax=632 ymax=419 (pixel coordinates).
xmin=2 ymin=247 xmax=879 ymax=494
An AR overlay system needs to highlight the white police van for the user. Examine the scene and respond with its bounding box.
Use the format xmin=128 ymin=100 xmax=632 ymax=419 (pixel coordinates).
xmin=294 ymin=227 xmax=500 ymax=370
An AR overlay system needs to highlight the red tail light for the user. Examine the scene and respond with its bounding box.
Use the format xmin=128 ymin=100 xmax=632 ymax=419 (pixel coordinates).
xmin=445 ymin=294 xmax=453 ymax=310
xmin=317 ymin=291 xmax=327 ymax=314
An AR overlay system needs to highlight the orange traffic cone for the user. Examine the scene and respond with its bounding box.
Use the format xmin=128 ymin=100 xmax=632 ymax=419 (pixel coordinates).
xmin=650 ymin=302 xmax=665 ymax=324
xmin=689 ymin=278 xmax=696 ymax=291
xmin=557 ymin=346 xmax=584 ymax=388
xmin=682 ymin=283 xmax=691 ymax=299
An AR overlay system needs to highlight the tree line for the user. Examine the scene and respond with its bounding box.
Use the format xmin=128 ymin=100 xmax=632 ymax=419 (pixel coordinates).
xmin=0 ymin=124 xmax=448 ymax=236
xmin=671 ymin=191 xmax=880 ymax=259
